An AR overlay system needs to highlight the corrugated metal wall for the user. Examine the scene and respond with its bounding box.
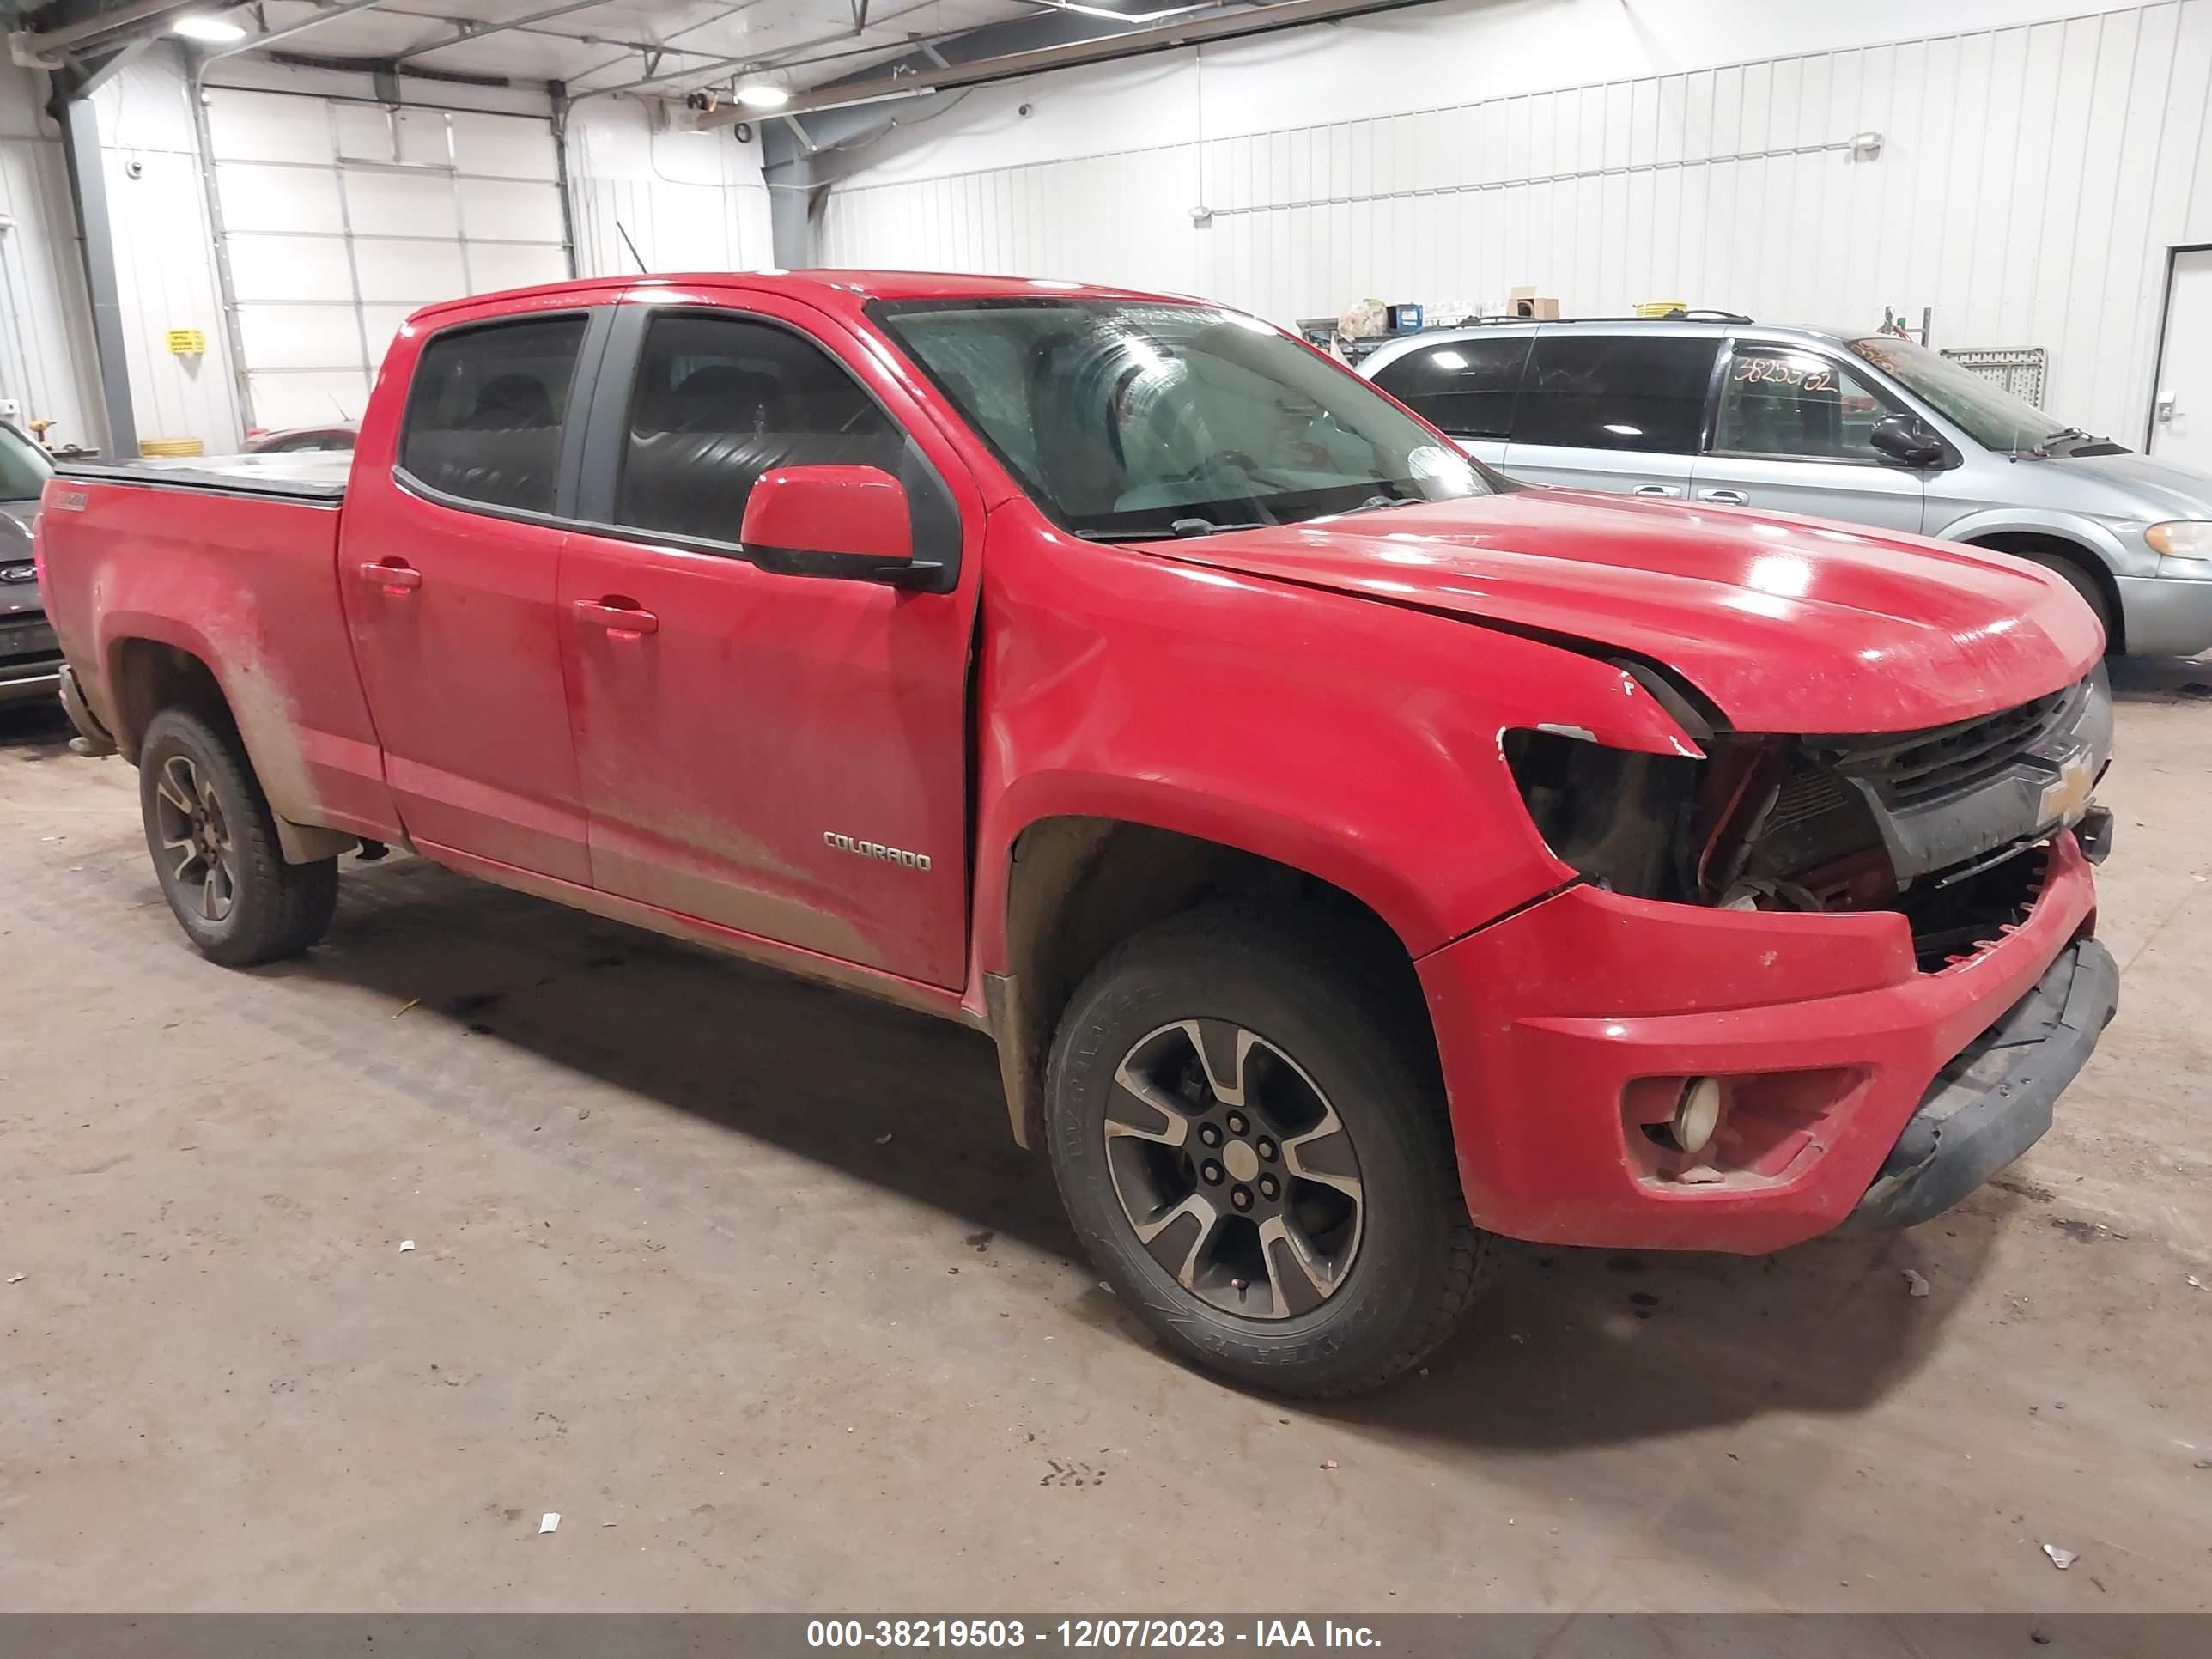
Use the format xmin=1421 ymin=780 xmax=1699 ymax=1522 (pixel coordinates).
xmin=821 ymin=1 xmax=2212 ymax=444
xmin=0 ymin=64 xmax=103 ymax=450
xmin=567 ymin=102 xmax=776 ymax=280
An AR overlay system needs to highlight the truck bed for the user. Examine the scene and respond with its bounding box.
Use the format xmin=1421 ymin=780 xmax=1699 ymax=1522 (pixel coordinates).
xmin=58 ymin=452 xmax=349 ymax=503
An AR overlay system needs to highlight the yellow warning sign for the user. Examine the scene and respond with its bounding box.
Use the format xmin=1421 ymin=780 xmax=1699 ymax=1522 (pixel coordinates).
xmin=166 ymin=328 xmax=206 ymax=356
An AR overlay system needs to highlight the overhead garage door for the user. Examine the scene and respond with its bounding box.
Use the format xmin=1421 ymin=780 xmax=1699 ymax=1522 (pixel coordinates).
xmin=206 ymin=91 xmax=570 ymax=433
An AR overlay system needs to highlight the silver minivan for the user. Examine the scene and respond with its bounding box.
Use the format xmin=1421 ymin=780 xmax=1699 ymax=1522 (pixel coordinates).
xmin=1360 ymin=319 xmax=2212 ymax=657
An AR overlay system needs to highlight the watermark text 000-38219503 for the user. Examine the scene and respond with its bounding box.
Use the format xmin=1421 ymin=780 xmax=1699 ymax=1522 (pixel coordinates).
xmin=807 ymin=1620 xmax=1382 ymax=1649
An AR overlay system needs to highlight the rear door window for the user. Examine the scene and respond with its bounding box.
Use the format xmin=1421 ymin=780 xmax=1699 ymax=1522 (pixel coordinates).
xmin=398 ymin=313 xmax=589 ymax=514
xmin=1370 ymin=337 xmax=1529 ymax=439
xmin=1513 ymin=334 xmax=1717 ymax=453
xmin=614 ymin=311 xmax=904 ymax=546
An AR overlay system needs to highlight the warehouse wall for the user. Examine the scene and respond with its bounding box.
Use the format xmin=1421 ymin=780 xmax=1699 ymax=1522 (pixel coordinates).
xmin=566 ymin=100 xmax=775 ymax=279
xmin=0 ymin=61 xmax=104 ymax=451
xmin=94 ymin=48 xmax=250 ymax=453
xmin=78 ymin=49 xmax=772 ymax=453
xmin=817 ymin=0 xmax=2212 ymax=447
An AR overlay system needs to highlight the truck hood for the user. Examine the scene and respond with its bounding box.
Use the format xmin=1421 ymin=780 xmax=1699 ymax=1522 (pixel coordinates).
xmin=1153 ymin=489 xmax=2102 ymax=733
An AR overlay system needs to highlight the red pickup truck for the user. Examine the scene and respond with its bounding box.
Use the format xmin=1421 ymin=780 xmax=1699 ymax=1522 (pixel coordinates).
xmin=38 ymin=272 xmax=2118 ymax=1395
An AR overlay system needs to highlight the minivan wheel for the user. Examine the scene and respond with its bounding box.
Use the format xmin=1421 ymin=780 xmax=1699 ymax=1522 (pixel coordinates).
xmin=1044 ymin=905 xmax=1493 ymax=1397
xmin=138 ymin=708 xmax=338 ymax=966
xmin=2014 ymin=551 xmax=2116 ymax=649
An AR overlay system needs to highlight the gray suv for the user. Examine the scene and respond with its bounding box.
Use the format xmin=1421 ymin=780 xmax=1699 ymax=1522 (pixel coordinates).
xmin=1361 ymin=319 xmax=2212 ymax=657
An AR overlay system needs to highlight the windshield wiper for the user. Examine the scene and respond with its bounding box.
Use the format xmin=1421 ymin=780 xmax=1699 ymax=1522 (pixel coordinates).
xmin=1170 ymin=516 xmax=1267 ymax=538
xmin=1340 ymin=493 xmax=1410 ymax=515
xmin=1077 ymin=519 xmax=1266 ymax=543
xmin=2021 ymin=425 xmax=2093 ymax=458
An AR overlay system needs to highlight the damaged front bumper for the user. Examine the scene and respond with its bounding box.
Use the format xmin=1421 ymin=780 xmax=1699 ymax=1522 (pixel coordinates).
xmin=1840 ymin=935 xmax=2118 ymax=1231
xmin=1416 ymin=831 xmax=2110 ymax=1255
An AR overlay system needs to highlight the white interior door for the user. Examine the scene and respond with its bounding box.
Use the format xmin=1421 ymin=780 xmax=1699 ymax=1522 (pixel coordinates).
xmin=207 ymin=92 xmax=570 ymax=434
xmin=2150 ymin=248 xmax=2212 ymax=470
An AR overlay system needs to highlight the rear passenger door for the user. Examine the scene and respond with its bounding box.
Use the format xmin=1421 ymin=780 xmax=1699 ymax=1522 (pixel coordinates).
xmin=1366 ymin=335 xmax=1529 ymax=467
xmin=556 ymin=292 xmax=981 ymax=990
xmin=342 ymin=306 xmax=605 ymax=882
xmin=1503 ymin=330 xmax=1720 ymax=499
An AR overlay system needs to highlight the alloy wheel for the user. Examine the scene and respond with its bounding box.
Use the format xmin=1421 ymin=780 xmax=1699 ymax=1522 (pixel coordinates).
xmin=1103 ymin=1018 xmax=1365 ymax=1319
xmin=152 ymin=753 xmax=238 ymax=923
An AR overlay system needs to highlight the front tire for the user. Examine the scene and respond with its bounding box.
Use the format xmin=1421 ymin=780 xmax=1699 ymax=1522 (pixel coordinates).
xmin=138 ymin=708 xmax=337 ymax=966
xmin=1044 ymin=905 xmax=1493 ymax=1397
xmin=2017 ymin=551 xmax=2117 ymax=651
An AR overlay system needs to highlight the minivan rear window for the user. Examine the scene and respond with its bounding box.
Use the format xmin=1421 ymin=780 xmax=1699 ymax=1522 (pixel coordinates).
xmin=1513 ymin=334 xmax=1717 ymax=454
xmin=1371 ymin=337 xmax=1529 ymax=439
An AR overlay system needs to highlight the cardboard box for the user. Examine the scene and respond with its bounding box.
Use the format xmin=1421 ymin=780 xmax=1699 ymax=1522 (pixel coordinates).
xmin=1510 ymin=286 xmax=1560 ymax=319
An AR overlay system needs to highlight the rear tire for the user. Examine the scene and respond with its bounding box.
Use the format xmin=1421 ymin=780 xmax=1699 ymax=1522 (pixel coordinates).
xmin=138 ymin=708 xmax=338 ymax=966
xmin=1044 ymin=904 xmax=1494 ymax=1397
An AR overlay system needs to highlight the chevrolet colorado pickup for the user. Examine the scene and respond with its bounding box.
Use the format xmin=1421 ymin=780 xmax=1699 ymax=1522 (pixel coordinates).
xmin=37 ymin=273 xmax=2119 ymax=1396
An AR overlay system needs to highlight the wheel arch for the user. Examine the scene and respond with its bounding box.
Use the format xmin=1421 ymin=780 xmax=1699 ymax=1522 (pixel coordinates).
xmin=1952 ymin=526 xmax=2125 ymax=653
xmin=102 ymin=623 xmax=354 ymax=864
xmin=983 ymin=810 xmax=1438 ymax=1151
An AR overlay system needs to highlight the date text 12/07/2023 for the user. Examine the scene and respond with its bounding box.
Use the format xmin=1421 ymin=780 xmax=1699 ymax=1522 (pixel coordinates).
xmin=805 ymin=1620 xmax=1383 ymax=1649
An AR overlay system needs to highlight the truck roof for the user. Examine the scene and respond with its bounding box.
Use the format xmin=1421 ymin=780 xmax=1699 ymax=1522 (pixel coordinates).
xmin=407 ymin=269 xmax=1192 ymax=327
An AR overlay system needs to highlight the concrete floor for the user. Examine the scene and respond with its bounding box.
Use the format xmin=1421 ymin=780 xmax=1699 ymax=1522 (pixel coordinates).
xmin=2 ymin=666 xmax=2209 ymax=1615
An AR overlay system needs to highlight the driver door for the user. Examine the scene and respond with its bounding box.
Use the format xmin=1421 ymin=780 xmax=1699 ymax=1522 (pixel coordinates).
xmin=556 ymin=289 xmax=982 ymax=988
xmin=1692 ymin=343 xmax=1927 ymax=534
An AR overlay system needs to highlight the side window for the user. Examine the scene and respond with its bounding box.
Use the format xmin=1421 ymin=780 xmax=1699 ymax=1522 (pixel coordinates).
xmin=398 ymin=314 xmax=588 ymax=514
xmin=1717 ymin=346 xmax=1895 ymax=460
xmin=1514 ymin=334 xmax=1717 ymax=453
xmin=1370 ymin=337 xmax=1529 ymax=439
xmin=616 ymin=311 xmax=903 ymax=544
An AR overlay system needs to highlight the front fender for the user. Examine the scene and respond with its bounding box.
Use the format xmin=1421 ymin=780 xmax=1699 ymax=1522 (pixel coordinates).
xmin=1930 ymin=507 xmax=2142 ymax=577
xmin=968 ymin=520 xmax=1702 ymax=978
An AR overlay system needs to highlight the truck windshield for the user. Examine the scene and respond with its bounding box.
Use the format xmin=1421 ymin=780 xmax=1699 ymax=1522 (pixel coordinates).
xmin=872 ymin=296 xmax=1488 ymax=539
xmin=0 ymin=422 xmax=53 ymax=501
xmin=1847 ymin=336 xmax=2081 ymax=454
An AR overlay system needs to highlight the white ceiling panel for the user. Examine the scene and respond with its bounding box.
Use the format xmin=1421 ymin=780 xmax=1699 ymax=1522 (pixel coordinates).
xmin=216 ymin=163 xmax=349 ymax=235
xmin=343 ymin=168 xmax=465 ymax=239
xmin=220 ymin=0 xmax=1043 ymax=97
xmin=353 ymin=237 xmax=471 ymax=302
xmin=227 ymin=234 xmax=358 ymax=303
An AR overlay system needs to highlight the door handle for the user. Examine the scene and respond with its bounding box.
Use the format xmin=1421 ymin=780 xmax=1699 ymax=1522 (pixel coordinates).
xmin=1631 ymin=483 xmax=1682 ymax=497
xmin=574 ymin=598 xmax=659 ymax=638
xmin=360 ymin=560 xmax=421 ymax=594
xmin=1698 ymin=489 xmax=1750 ymax=506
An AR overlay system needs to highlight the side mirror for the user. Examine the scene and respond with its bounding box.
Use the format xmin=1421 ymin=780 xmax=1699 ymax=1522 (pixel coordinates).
xmin=741 ymin=465 xmax=923 ymax=584
xmin=1870 ymin=412 xmax=1949 ymax=468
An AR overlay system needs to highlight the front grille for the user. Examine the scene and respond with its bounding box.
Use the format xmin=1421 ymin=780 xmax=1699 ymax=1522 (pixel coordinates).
xmin=0 ymin=612 xmax=59 ymax=665
xmin=1766 ymin=766 xmax=1851 ymax=836
xmin=1834 ymin=682 xmax=2079 ymax=807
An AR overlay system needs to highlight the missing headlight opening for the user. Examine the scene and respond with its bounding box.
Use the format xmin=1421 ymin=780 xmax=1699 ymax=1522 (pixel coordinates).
xmin=1504 ymin=667 xmax=2112 ymax=963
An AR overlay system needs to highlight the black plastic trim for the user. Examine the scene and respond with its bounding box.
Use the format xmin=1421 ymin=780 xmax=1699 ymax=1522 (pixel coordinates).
xmin=1839 ymin=937 xmax=2118 ymax=1233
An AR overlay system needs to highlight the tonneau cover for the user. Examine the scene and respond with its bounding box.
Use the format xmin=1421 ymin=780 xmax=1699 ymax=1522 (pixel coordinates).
xmin=58 ymin=451 xmax=349 ymax=504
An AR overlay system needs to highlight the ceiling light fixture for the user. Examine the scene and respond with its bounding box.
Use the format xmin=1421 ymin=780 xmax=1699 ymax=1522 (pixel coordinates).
xmin=171 ymin=14 xmax=248 ymax=41
xmin=736 ymin=84 xmax=792 ymax=110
